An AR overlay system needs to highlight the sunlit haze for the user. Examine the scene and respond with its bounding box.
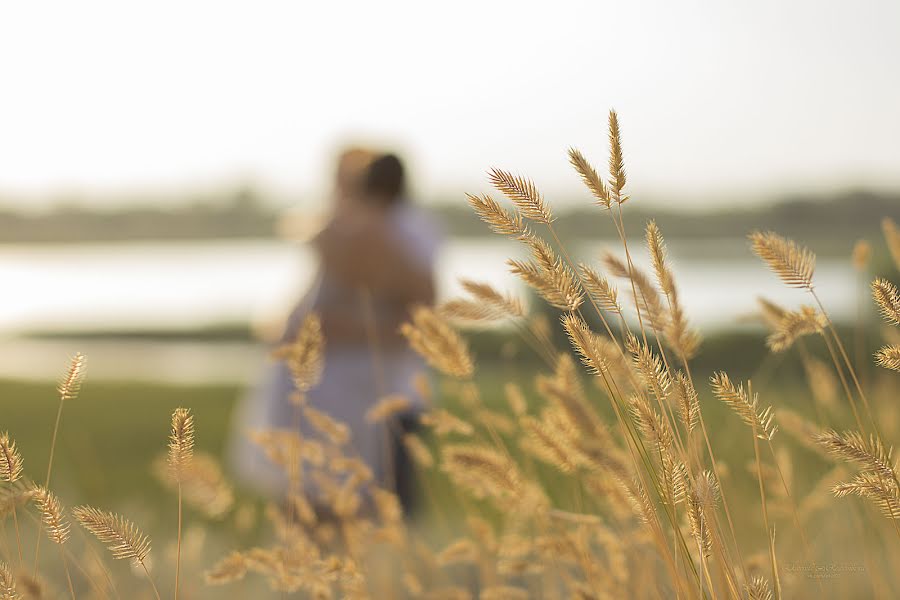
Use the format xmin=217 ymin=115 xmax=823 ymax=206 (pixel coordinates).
xmin=2 ymin=0 xmax=899 ymax=210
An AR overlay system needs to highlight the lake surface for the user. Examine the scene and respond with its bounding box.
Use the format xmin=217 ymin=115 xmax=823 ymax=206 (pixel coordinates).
xmin=0 ymin=238 xmax=863 ymax=382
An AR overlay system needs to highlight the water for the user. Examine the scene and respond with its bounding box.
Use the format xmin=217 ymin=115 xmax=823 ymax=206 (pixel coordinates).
xmin=0 ymin=238 xmax=859 ymax=382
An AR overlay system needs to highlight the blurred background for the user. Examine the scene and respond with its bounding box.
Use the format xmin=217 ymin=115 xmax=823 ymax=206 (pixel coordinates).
xmin=0 ymin=0 xmax=899 ymax=594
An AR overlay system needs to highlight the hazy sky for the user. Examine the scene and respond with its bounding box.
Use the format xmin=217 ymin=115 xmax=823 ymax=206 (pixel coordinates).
xmin=1 ymin=0 xmax=898 ymax=210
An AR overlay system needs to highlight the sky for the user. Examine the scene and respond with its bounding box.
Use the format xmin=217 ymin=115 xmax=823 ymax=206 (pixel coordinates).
xmin=1 ymin=0 xmax=899 ymax=211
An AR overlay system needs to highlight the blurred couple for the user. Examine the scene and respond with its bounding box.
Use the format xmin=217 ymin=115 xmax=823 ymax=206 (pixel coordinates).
xmin=230 ymin=147 xmax=440 ymax=514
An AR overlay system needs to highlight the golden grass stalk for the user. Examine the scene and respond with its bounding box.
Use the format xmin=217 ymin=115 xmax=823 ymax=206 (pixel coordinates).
xmin=167 ymin=407 xmax=193 ymax=600
xmin=749 ymin=231 xmax=816 ymax=290
xmin=465 ymin=193 xmax=527 ymax=237
xmin=441 ymin=444 xmax=522 ymax=503
xmin=419 ymin=409 xmax=474 ymax=436
xmin=630 ymin=339 xmax=671 ymax=403
xmin=0 ymin=434 xmax=24 ymax=569
xmin=883 ymin=217 xmax=900 ymax=270
xmin=0 ymin=562 xmax=16 ymax=600
xmin=875 ymin=345 xmax=900 ymax=372
xmin=488 ymin=168 xmax=553 ymax=224
xmin=460 ymin=279 xmax=526 ymax=318
xmin=872 ymin=278 xmax=900 ymax=326
xmin=852 ymin=239 xmax=872 ymax=271
xmin=710 ymin=372 xmax=777 ymax=440
xmin=603 ymin=252 xmax=669 ymax=330
xmin=400 ymin=306 xmax=475 ymax=379
xmin=567 ymin=147 xmax=610 ymax=208
xmin=35 ymin=354 xmax=85 ymax=573
xmin=33 ymin=487 xmax=75 ymax=599
xmin=765 ymin=305 xmax=826 ymax=352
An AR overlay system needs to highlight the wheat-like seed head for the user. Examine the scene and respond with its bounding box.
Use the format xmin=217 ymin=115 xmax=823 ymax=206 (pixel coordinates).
xmin=0 ymin=561 xmax=17 ymax=600
xmin=205 ymin=551 xmax=248 ymax=585
xmin=673 ymin=372 xmax=700 ymax=433
xmin=814 ymin=429 xmax=896 ymax=482
xmin=487 ymin=168 xmax=553 ymax=224
xmin=765 ymin=305 xmax=826 ymax=352
xmin=441 ymin=444 xmax=522 ymax=502
xmin=33 ymin=487 xmax=69 ymax=545
xmin=883 ymin=217 xmax=900 ymax=271
xmin=0 ymin=434 xmax=23 ymax=484
xmin=745 ymin=575 xmax=774 ymax=600
xmin=872 ymin=278 xmax=900 ymax=326
xmin=58 ymin=353 xmax=85 ymax=402
xmin=578 ymin=263 xmax=621 ymax=314
xmin=73 ymin=506 xmax=152 ymax=565
xmin=400 ymin=306 xmax=474 ymax=379
xmin=508 ymin=257 xmax=584 ymax=312
xmin=402 ymin=434 xmax=434 ymax=469
xmin=852 ymin=239 xmax=872 ymax=272
xmin=876 ymin=345 xmax=900 ymax=372
xmin=465 ymin=193 xmax=528 ymax=237
xmin=560 ymin=314 xmax=609 ymax=377
xmin=365 ymin=395 xmax=411 ymax=424
xmin=607 ymin=110 xmax=628 ymax=202
xmin=460 ymin=279 xmax=526 ymax=318
xmin=419 ymin=409 xmax=473 ymax=437
xmin=302 ymin=406 xmax=350 ymax=445
xmin=709 ymin=372 xmax=777 ymax=440
xmin=832 ymin=472 xmax=900 ymax=520
xmin=168 ymin=407 xmax=195 ymax=482
xmin=603 ymin=252 xmax=669 ymax=330
xmin=631 ymin=342 xmax=671 ymax=403
xmin=749 ymin=231 xmax=816 ymax=289
xmin=567 ymin=147 xmax=610 ymax=208
xmin=279 ymin=313 xmax=324 ymax=396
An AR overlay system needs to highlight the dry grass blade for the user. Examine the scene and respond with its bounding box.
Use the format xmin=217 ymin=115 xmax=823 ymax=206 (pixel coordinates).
xmin=766 ymin=305 xmax=826 ymax=352
xmin=710 ymin=372 xmax=777 ymax=440
xmin=0 ymin=561 xmax=17 ymax=600
xmin=872 ymin=278 xmax=900 ymax=326
xmin=749 ymin=231 xmax=816 ymax=289
xmin=74 ymin=506 xmax=152 ymax=565
xmin=466 ymin=193 xmax=527 ymax=237
xmin=883 ymin=217 xmax=900 ymax=270
xmin=607 ymin=110 xmax=627 ymax=202
xmin=205 ymin=552 xmax=248 ymax=585
xmin=567 ymin=147 xmax=610 ymax=208
xmin=58 ymin=353 xmax=86 ymax=402
xmin=33 ymin=487 xmax=69 ymax=545
xmin=0 ymin=434 xmax=23 ymax=483
xmin=168 ymin=407 xmax=195 ymax=483
xmin=400 ymin=306 xmax=474 ymax=379
xmin=875 ymin=345 xmax=900 ymax=372
xmin=488 ymin=168 xmax=553 ymax=224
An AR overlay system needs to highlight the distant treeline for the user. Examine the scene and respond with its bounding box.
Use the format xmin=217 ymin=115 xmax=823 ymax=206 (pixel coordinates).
xmin=1 ymin=188 xmax=898 ymax=254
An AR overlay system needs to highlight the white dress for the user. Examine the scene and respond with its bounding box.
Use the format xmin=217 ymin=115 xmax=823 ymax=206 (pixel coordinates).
xmin=228 ymin=202 xmax=441 ymax=497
